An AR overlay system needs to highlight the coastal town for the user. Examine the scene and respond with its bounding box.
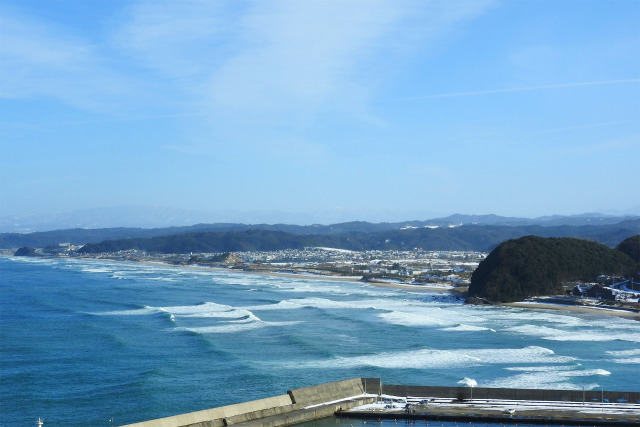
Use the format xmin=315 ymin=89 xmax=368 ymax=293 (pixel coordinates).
xmin=10 ymin=244 xmax=485 ymax=290
xmin=9 ymin=244 xmax=640 ymax=311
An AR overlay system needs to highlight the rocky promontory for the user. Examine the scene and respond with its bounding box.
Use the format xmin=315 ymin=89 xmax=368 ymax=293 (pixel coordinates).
xmin=466 ymin=236 xmax=637 ymax=303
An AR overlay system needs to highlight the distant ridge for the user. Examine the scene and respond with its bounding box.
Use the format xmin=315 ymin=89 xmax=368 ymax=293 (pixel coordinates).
xmin=424 ymin=213 xmax=640 ymax=227
xmin=2 ymin=206 xmax=637 ymax=233
xmin=5 ymin=218 xmax=637 ymax=254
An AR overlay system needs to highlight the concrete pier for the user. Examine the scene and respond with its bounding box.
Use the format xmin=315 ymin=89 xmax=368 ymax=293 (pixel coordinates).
xmin=341 ymin=397 xmax=640 ymax=426
xmin=347 ymin=380 xmax=640 ymax=426
xmin=120 ymin=378 xmax=374 ymax=427
xmin=120 ymin=378 xmax=639 ymax=427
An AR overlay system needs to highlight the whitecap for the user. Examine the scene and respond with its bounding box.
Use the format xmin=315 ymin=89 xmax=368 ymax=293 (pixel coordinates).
xmin=486 ymin=366 xmax=609 ymax=390
xmin=610 ymin=358 xmax=640 ymax=364
xmin=505 ymin=324 xmax=640 ymax=343
xmin=440 ymin=324 xmax=496 ymax=332
xmin=375 ymin=301 xmax=488 ymax=327
xmin=158 ymin=302 xmax=251 ymax=320
xmin=606 ymin=348 xmax=640 ymax=357
xmin=175 ymin=320 xmax=301 ymax=334
xmin=243 ymin=297 xmax=395 ymax=312
xmin=379 ymin=311 xmax=449 ymax=327
xmin=80 ymin=267 xmax=112 ymax=273
xmin=286 ymin=348 xmax=481 ymax=370
xmin=465 ymin=346 xmax=575 ymax=364
xmin=278 ymin=345 xmax=571 ymax=370
xmin=91 ymin=306 xmax=159 ymax=316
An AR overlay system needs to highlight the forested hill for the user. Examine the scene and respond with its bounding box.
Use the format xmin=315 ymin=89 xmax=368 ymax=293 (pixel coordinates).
xmin=69 ymin=220 xmax=640 ymax=254
xmin=466 ymin=236 xmax=637 ymax=303
xmin=2 ymin=216 xmax=638 ymax=250
xmin=616 ymin=235 xmax=640 ymax=266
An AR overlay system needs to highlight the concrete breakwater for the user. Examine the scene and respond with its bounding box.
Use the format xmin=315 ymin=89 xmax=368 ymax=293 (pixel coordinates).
xmin=121 ymin=378 xmax=639 ymax=427
xmin=349 ymin=379 xmax=640 ymax=426
xmin=120 ymin=378 xmax=374 ymax=427
xmin=377 ymin=382 xmax=640 ymax=404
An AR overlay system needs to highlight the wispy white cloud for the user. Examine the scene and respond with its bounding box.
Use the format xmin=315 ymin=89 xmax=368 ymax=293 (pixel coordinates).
xmin=203 ymin=0 xmax=496 ymax=119
xmin=115 ymin=0 xmax=232 ymax=79
xmin=0 ymin=6 xmax=132 ymax=111
xmin=395 ymin=79 xmax=640 ymax=101
xmin=205 ymin=1 xmax=402 ymax=115
xmin=1 ymin=0 xmax=496 ymax=119
xmin=113 ymin=0 xmax=496 ymax=119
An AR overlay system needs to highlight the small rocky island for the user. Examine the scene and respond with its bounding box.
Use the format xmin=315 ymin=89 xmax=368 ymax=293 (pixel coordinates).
xmin=466 ymin=235 xmax=640 ymax=309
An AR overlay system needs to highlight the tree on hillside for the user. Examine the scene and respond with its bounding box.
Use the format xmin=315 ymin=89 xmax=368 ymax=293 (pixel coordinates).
xmin=467 ymin=236 xmax=636 ymax=303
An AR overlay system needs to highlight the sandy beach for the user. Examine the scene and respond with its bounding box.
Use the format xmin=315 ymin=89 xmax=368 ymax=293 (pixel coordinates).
xmin=502 ymin=301 xmax=640 ymax=319
xmin=37 ymin=255 xmax=640 ymax=320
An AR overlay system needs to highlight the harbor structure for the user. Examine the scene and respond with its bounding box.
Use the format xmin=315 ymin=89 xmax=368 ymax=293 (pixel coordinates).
xmin=119 ymin=378 xmax=640 ymax=427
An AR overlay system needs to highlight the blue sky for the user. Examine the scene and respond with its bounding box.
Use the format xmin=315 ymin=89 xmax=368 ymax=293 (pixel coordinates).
xmin=1 ymin=0 xmax=639 ymax=223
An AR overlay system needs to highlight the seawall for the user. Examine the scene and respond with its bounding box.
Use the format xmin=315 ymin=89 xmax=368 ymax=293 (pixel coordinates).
xmin=120 ymin=378 xmax=374 ymax=427
xmin=376 ymin=382 xmax=640 ymax=403
xmin=121 ymin=378 xmax=639 ymax=427
xmin=354 ymin=379 xmax=640 ymax=426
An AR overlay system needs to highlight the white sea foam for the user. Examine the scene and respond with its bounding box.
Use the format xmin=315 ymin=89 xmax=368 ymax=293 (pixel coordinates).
xmin=440 ymin=324 xmax=496 ymax=332
xmin=204 ymin=275 xmax=262 ymax=287
xmin=287 ymin=348 xmax=481 ymax=370
xmin=6 ymin=256 xmax=41 ymax=263
xmin=610 ymin=358 xmax=640 ymax=364
xmin=505 ymin=366 xmax=570 ymax=372
xmin=378 ymin=310 xmax=449 ymax=327
xmin=253 ymin=278 xmax=398 ymax=297
xmin=92 ymin=306 xmax=159 ymax=316
xmin=606 ymin=349 xmax=640 ymax=356
xmin=376 ymin=302 xmax=488 ymax=328
xmin=144 ymin=277 xmax=178 ymax=282
xmin=506 ymin=324 xmax=640 ymax=343
xmin=486 ymin=366 xmax=609 ymax=390
xmin=158 ymin=302 xmax=253 ymax=320
xmin=241 ymin=297 xmax=492 ymax=335
xmin=466 ymin=346 xmax=575 ymax=364
xmin=281 ymin=345 xmax=571 ymax=370
xmin=175 ymin=320 xmax=301 ymax=334
xmin=484 ymin=308 xmax=585 ymax=327
xmin=80 ymin=267 xmax=112 ymax=273
xmin=505 ymin=366 xmax=610 ymax=376
xmin=244 ymin=297 xmax=397 ymax=312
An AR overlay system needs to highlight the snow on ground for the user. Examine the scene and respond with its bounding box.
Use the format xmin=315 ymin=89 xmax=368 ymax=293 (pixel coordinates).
xmin=349 ymin=394 xmax=640 ymax=417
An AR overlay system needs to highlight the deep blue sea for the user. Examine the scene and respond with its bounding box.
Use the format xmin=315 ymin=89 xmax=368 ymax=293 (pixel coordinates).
xmin=1 ymin=256 xmax=639 ymax=427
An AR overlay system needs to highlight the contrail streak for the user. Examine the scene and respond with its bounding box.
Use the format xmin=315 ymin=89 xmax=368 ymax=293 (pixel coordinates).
xmin=396 ymin=78 xmax=640 ymax=101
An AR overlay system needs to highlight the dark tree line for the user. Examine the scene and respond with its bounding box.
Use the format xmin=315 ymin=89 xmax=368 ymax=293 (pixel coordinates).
xmin=467 ymin=235 xmax=638 ymax=303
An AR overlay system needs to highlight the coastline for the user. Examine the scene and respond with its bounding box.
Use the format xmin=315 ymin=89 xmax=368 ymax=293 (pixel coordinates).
xmin=58 ymin=255 xmax=464 ymax=289
xmin=502 ymin=301 xmax=640 ymax=319
xmin=120 ymin=257 xmax=469 ymax=292
xmin=6 ymin=254 xmax=638 ymax=319
xmin=367 ymin=279 xmax=466 ymax=293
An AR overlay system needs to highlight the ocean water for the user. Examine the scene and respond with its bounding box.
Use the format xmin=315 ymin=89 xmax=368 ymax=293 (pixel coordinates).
xmin=1 ymin=256 xmax=639 ymax=427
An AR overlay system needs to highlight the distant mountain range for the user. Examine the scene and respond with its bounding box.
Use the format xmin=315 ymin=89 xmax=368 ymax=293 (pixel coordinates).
xmin=2 ymin=206 xmax=638 ymax=233
xmin=2 ymin=215 xmax=639 ymax=253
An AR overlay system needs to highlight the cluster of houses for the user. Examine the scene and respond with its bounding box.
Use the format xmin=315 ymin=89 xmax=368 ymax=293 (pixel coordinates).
xmin=234 ymin=247 xmax=484 ymax=283
xmin=570 ymin=275 xmax=640 ymax=302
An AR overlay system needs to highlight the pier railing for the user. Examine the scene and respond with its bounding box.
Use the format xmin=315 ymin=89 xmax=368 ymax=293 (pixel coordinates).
xmin=376 ymin=382 xmax=639 ymax=404
xmin=120 ymin=377 xmax=639 ymax=427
